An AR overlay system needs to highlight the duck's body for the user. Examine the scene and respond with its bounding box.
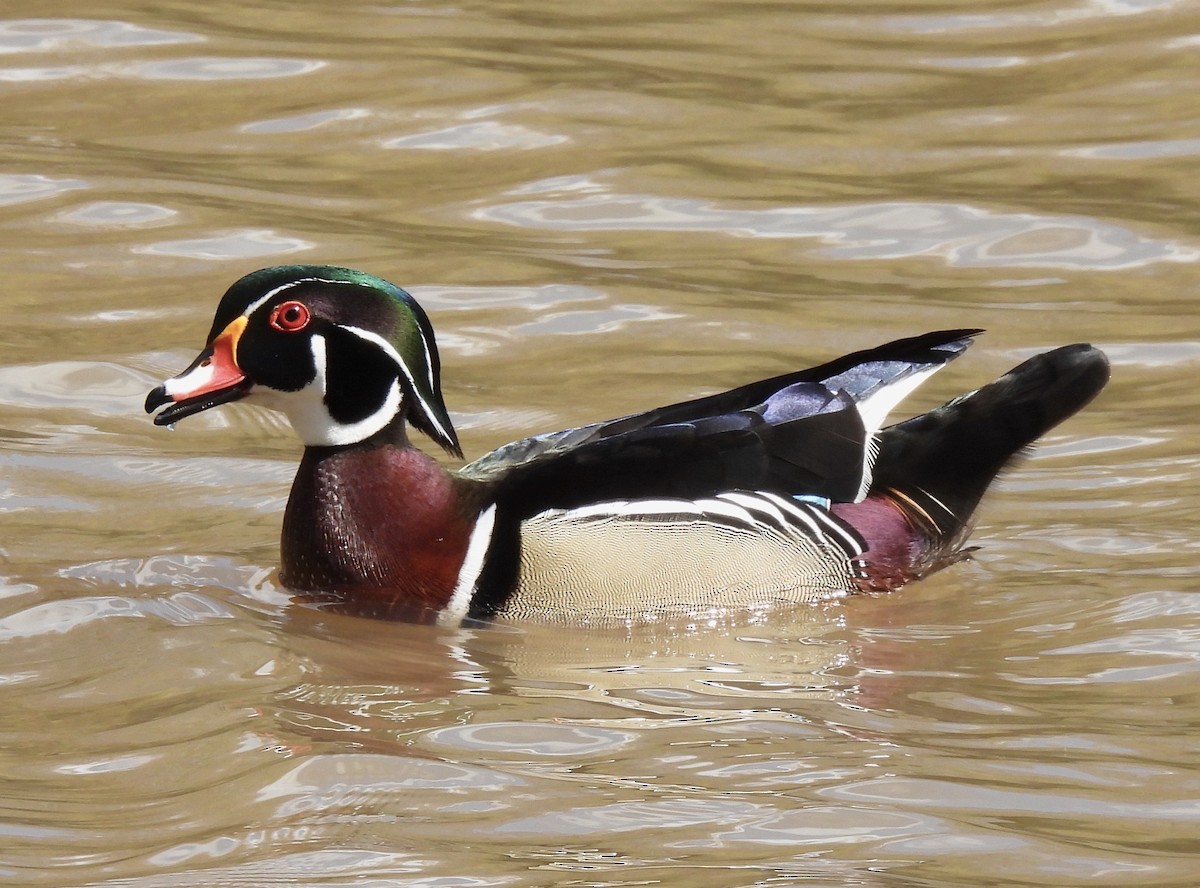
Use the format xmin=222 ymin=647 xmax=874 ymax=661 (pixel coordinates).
xmin=146 ymin=265 xmax=1109 ymax=625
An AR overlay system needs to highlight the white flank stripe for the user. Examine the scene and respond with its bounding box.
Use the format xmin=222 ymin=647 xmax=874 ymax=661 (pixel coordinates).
xmin=565 ymin=498 xmax=701 ymax=521
xmin=757 ymin=491 xmax=816 ymax=525
xmin=549 ymin=497 xmax=755 ymax=525
xmin=760 ymin=491 xmax=825 ymax=539
xmin=716 ymin=491 xmax=789 ymax=527
xmin=533 ymin=489 xmax=866 ymax=561
xmin=685 ymin=497 xmax=760 ymax=526
xmin=746 ymin=491 xmax=862 ymax=557
xmin=439 ymin=504 xmax=498 ymax=626
xmin=808 ymin=507 xmax=865 ymax=556
xmin=548 ymin=492 xmax=818 ymax=538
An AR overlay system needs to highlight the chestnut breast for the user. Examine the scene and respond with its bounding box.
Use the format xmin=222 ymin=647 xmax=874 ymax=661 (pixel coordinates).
xmin=280 ymin=443 xmax=479 ymax=616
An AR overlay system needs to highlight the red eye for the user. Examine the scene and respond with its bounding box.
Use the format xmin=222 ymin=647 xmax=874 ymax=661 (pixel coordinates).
xmin=269 ymin=300 xmax=311 ymax=332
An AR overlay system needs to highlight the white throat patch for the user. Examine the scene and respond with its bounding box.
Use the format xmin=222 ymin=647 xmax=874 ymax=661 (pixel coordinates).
xmin=252 ymin=333 xmax=403 ymax=447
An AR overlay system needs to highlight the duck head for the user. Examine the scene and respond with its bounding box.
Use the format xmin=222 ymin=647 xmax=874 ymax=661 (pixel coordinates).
xmin=145 ymin=265 xmax=462 ymax=455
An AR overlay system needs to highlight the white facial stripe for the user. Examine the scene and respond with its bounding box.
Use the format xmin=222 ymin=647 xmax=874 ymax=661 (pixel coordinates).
xmin=242 ymin=277 xmax=351 ymax=318
xmin=341 ymin=324 xmax=453 ymax=444
xmin=239 ymin=278 xmax=448 ymax=447
xmin=439 ymin=503 xmax=498 ymax=626
xmin=244 ymin=281 xmax=299 ymax=317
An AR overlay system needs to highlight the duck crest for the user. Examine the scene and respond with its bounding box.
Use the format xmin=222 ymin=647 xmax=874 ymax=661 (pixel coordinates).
xmin=280 ymin=437 xmax=477 ymax=620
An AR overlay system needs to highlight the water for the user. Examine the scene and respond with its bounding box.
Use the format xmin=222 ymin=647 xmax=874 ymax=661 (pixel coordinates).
xmin=1 ymin=1 xmax=1198 ymax=885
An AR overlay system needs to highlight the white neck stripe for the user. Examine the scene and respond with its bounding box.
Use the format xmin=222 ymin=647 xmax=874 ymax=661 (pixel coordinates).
xmin=341 ymin=324 xmax=453 ymax=444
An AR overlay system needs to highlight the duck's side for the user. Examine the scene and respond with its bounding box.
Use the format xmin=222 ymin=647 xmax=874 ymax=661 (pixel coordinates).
xmin=468 ymin=344 xmax=1109 ymax=622
xmin=450 ymin=329 xmax=983 ymax=622
xmin=407 ymin=336 xmax=1104 ymax=624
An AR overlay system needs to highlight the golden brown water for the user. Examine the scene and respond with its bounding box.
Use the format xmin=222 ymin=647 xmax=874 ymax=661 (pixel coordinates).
xmin=1 ymin=1 xmax=1198 ymax=885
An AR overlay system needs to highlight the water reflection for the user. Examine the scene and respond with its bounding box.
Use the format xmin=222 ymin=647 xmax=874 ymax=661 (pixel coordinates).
xmin=132 ymin=229 xmax=314 ymax=259
xmin=0 ymin=18 xmax=202 ymax=52
xmin=0 ymin=590 xmax=235 ymax=641
xmin=411 ymin=282 xmax=606 ymax=311
xmin=385 ymin=120 xmax=568 ymax=151
xmin=882 ymin=0 xmax=1187 ymax=33
xmin=479 ymin=190 xmax=1198 ymax=270
xmin=0 ymin=360 xmax=149 ymax=414
xmin=0 ymin=32 xmax=322 ymax=84
xmin=425 ymin=721 xmax=637 ymax=756
xmin=53 ymin=200 xmax=177 ymax=228
xmin=240 ymin=107 xmax=369 ymax=134
xmin=59 ymin=554 xmax=281 ymax=599
xmin=498 ymin=797 xmax=765 ymax=837
xmin=0 ymin=173 xmax=87 ymax=205
xmin=1066 ymin=138 xmax=1200 ymax=160
xmin=408 ymin=282 xmax=678 ymax=351
xmin=130 ymin=57 xmax=324 ymax=81
xmin=710 ymin=805 xmax=945 ymax=848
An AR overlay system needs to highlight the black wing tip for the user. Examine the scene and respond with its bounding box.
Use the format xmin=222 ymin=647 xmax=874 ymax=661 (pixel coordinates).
xmin=904 ymin=328 xmax=984 ymax=361
xmin=825 ymin=329 xmax=984 ymax=376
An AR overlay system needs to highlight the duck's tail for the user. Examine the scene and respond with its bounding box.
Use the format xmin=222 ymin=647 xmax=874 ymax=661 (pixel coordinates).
xmin=832 ymin=343 xmax=1110 ymax=588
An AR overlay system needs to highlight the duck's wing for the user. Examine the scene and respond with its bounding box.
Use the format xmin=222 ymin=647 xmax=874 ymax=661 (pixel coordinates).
xmin=460 ymin=329 xmax=978 ymax=512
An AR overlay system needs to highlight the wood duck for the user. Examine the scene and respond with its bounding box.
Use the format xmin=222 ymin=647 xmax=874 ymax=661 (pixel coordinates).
xmin=145 ymin=265 xmax=1110 ymax=625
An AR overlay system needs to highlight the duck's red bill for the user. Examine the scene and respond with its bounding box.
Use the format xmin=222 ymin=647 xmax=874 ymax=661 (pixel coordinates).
xmin=145 ymin=319 xmax=251 ymax=425
xmin=146 ymin=377 xmax=253 ymax=425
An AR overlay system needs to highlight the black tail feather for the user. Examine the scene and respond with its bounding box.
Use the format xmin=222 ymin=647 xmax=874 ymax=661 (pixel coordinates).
xmin=871 ymin=343 xmax=1110 ymax=559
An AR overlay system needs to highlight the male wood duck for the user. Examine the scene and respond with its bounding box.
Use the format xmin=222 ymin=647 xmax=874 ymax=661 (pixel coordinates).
xmin=145 ymin=265 xmax=1109 ymax=625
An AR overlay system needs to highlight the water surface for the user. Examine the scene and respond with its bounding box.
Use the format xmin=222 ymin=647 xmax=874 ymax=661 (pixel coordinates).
xmin=1 ymin=1 xmax=1198 ymax=885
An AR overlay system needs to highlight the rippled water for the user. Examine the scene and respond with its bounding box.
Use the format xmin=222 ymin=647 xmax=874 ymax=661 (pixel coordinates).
xmin=1 ymin=1 xmax=1199 ymax=886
